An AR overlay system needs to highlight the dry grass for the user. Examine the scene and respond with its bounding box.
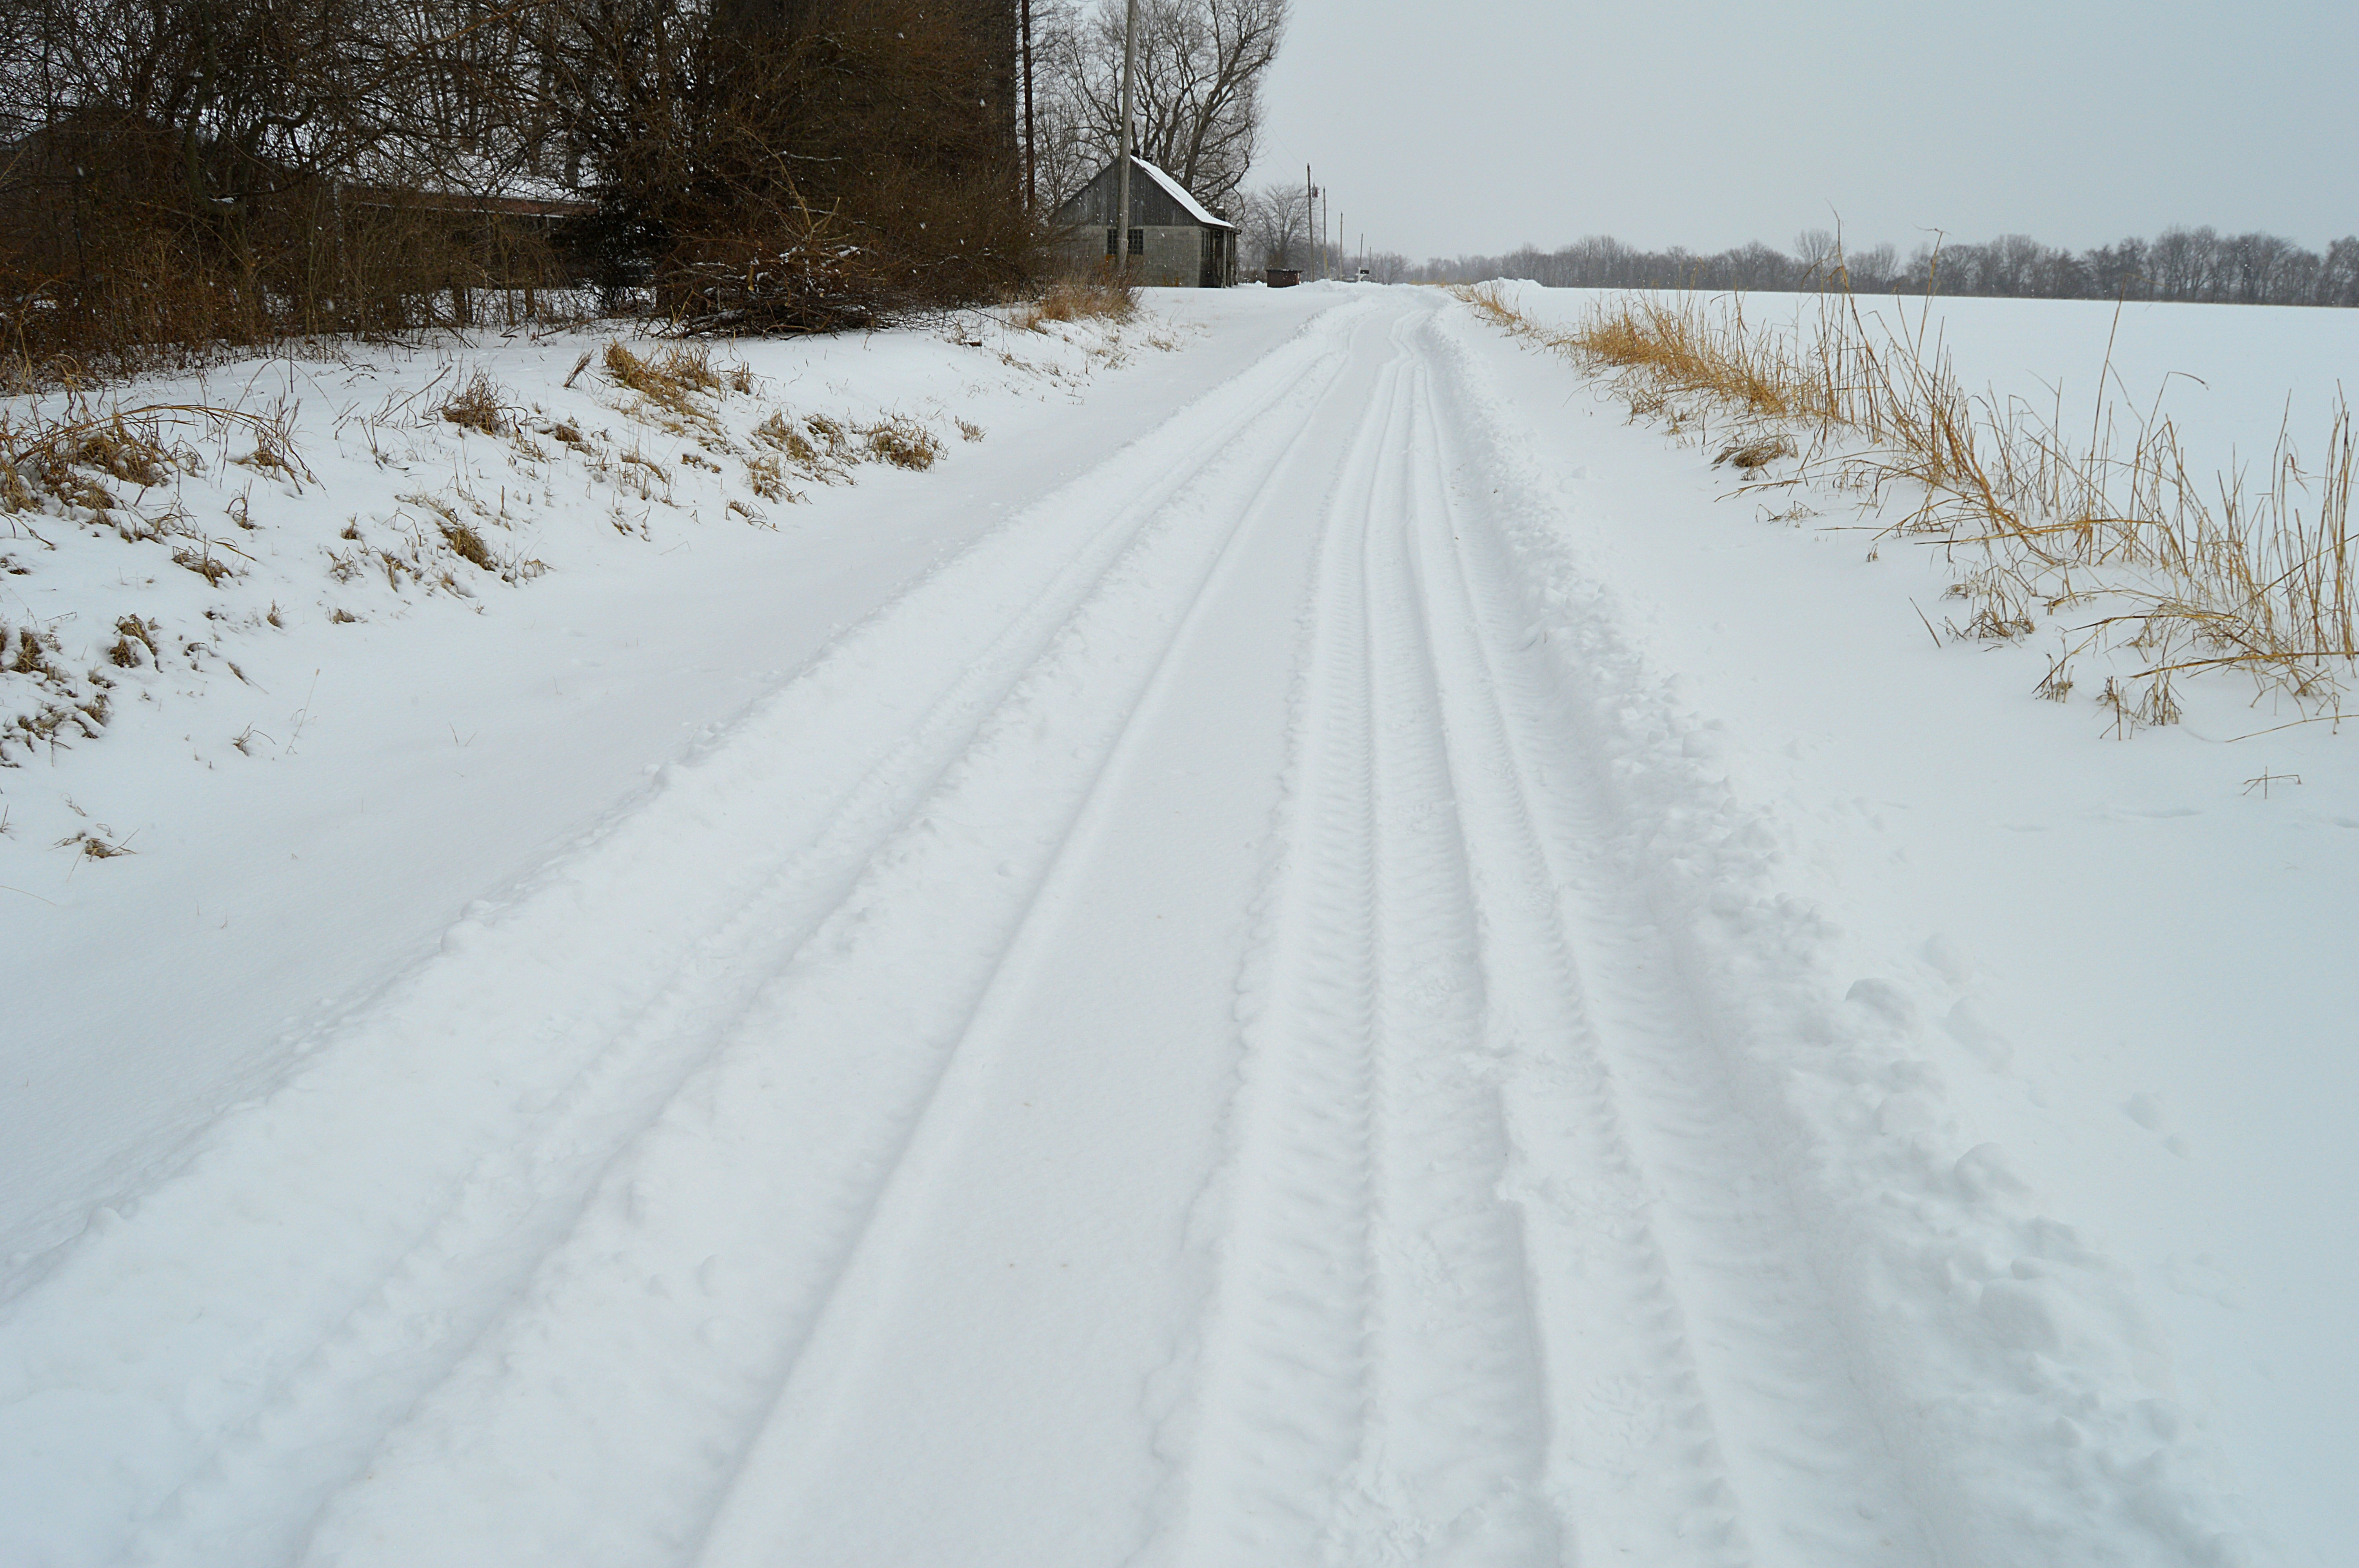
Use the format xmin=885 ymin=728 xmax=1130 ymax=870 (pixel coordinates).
xmin=439 ymin=519 xmax=498 ymax=571
xmin=1460 ymin=281 xmax=2359 ymax=728
xmin=0 ymin=400 xmax=276 ymax=516
xmin=4 ymin=621 xmax=59 ymax=677
xmin=1716 ymin=433 xmax=1797 ymax=472
xmin=752 ymin=410 xmax=820 ymax=466
xmin=748 ymin=407 xmax=945 ymax=480
xmin=860 ymin=416 xmax=942 ymax=470
xmin=0 ymin=619 xmax=110 ymax=763
xmin=1015 ymin=278 xmax=1138 ymax=332
xmin=107 ymin=615 xmax=158 ymax=668
xmin=743 ymin=453 xmax=800 ymax=504
xmin=56 ymin=827 xmax=134 ymax=859
xmin=382 ymin=486 xmax=543 ymax=586
xmin=171 ymin=543 xmax=238 ymax=585
xmin=438 ymin=372 xmax=511 ymax=436
xmin=603 ymin=341 xmax=729 ymax=424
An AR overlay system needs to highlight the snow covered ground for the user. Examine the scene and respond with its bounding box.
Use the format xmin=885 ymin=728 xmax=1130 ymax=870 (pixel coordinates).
xmin=1474 ymin=283 xmax=2359 ymax=1568
xmin=0 ymin=298 xmax=1308 ymax=1261
xmin=0 ymin=283 xmax=2346 ymax=1566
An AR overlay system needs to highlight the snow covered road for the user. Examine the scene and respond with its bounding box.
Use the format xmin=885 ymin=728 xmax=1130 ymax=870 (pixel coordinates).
xmin=3 ymin=290 xmax=2269 ymax=1566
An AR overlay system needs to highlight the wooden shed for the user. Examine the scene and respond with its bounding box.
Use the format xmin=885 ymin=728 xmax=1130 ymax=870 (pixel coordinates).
xmin=1054 ymin=156 xmax=1237 ymax=288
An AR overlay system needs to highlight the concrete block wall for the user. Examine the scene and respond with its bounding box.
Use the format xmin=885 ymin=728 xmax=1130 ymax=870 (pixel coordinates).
xmin=1052 ymin=226 xmax=1209 ymax=287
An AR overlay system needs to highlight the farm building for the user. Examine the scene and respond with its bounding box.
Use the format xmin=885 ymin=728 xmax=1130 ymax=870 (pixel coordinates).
xmin=1054 ymin=156 xmax=1237 ymax=288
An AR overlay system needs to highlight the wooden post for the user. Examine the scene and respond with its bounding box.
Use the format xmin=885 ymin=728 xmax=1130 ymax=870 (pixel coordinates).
xmin=1117 ymin=0 xmax=1138 ymax=276
xmin=1021 ymin=0 xmax=1036 ymax=214
xmin=1305 ymin=165 xmax=1314 ymax=278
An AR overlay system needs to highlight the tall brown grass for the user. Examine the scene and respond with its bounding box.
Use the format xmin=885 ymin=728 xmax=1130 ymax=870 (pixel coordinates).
xmin=1461 ymin=281 xmax=2359 ymax=727
xmin=1012 ymin=276 xmax=1139 ymax=332
xmin=1 ymin=398 xmax=300 ymax=519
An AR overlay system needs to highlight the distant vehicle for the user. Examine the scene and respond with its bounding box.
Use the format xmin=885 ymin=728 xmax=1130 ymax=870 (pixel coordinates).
xmin=1356 ymin=267 xmax=1371 ymax=283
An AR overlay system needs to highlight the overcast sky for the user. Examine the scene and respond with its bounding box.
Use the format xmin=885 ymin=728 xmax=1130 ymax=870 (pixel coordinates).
xmin=1254 ymin=0 xmax=2359 ymax=262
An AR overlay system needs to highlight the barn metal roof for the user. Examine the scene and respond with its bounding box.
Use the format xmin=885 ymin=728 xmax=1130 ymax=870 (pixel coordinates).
xmin=1130 ymin=158 xmax=1234 ymax=229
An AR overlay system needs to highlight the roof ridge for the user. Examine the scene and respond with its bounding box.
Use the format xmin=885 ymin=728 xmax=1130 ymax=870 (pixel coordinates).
xmin=1125 ymin=156 xmax=1233 ymax=230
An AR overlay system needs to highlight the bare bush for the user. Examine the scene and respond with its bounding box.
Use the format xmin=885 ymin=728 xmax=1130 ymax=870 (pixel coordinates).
xmin=0 ymin=0 xmax=1039 ymax=376
xmin=0 ymin=0 xmax=584 ymax=377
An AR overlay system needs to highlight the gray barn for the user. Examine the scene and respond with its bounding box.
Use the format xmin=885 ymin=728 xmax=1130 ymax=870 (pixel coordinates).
xmin=1054 ymin=157 xmax=1237 ymax=288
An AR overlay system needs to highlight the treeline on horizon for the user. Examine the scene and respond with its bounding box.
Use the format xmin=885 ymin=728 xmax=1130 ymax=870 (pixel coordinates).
xmin=1404 ymin=226 xmax=2359 ymax=307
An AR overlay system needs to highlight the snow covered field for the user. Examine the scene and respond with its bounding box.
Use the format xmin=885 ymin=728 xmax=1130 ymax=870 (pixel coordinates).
xmin=0 ymin=283 xmax=2347 ymax=1566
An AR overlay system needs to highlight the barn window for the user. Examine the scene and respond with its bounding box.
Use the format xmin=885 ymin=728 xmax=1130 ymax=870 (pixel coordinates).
xmin=1129 ymin=228 xmax=1143 ymax=256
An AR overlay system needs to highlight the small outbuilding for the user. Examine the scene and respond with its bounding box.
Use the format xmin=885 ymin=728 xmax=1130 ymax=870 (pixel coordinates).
xmin=1054 ymin=156 xmax=1237 ymax=288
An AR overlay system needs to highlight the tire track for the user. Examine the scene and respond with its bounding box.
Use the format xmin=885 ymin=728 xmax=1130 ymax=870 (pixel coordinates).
xmin=1398 ymin=336 xmax=1756 ymax=1568
xmin=282 ymin=312 xmax=1372 ymax=1568
xmin=1167 ymin=313 xmax=1560 ymax=1568
xmin=1156 ymin=329 xmax=1397 ymax=1568
xmin=1341 ymin=350 xmax=1560 ymax=1565
xmin=685 ymin=304 xmax=1398 ymax=1568
xmin=1405 ymin=306 xmax=1940 ymax=1568
xmin=7 ymin=287 xmax=1984 ymax=1568
xmin=4 ymin=309 xmax=1363 ymax=1568
xmin=1165 ymin=297 xmax=1942 ymax=1568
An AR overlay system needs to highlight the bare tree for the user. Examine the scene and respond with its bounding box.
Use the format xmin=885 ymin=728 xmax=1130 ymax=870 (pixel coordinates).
xmin=1037 ymin=0 xmax=1285 ymax=211
xmin=2323 ymin=238 xmax=2359 ymax=308
xmin=513 ymin=0 xmax=1030 ymax=325
xmin=1793 ymin=228 xmax=1837 ymax=283
xmin=1234 ymin=178 xmax=1305 ymax=269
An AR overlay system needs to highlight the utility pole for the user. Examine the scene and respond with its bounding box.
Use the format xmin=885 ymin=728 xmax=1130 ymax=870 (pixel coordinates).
xmin=1116 ymin=0 xmax=1139 ymax=276
xmin=1021 ymin=0 xmax=1036 ymax=214
xmin=1305 ymin=164 xmax=1316 ymax=278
